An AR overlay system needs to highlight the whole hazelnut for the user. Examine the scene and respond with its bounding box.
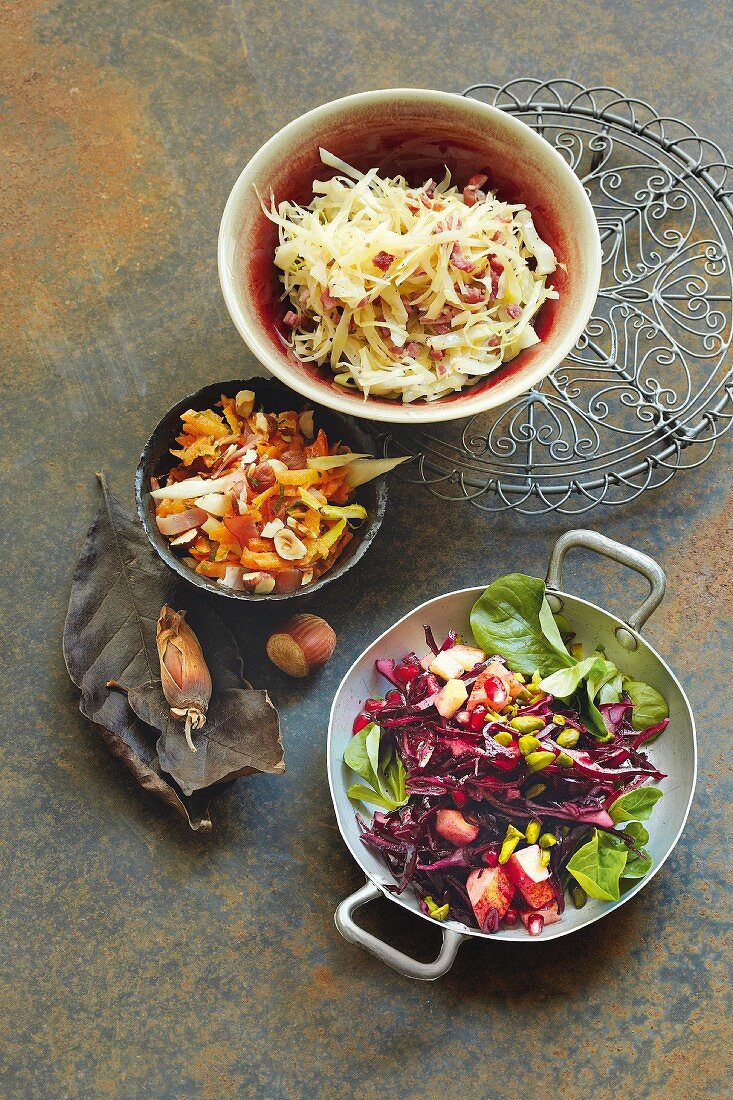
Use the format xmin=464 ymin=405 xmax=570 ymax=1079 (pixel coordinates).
xmin=266 ymin=614 xmax=336 ymax=678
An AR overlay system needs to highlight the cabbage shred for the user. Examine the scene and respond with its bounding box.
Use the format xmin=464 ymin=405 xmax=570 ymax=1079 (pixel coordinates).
xmin=263 ymin=149 xmax=559 ymax=403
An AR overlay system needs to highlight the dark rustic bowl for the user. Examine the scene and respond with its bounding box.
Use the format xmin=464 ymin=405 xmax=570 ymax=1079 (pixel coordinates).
xmin=135 ymin=377 xmax=388 ymax=601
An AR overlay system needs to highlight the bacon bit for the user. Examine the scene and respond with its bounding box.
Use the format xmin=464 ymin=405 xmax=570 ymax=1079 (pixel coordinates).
xmin=405 ymin=196 xmax=420 ymax=213
xmin=297 ymin=287 xmax=311 ymax=308
xmin=463 ymin=186 xmax=486 ymax=207
xmin=283 ymin=310 xmax=300 ymax=328
xmin=373 ymin=251 xmax=394 ymax=271
xmin=431 ymin=322 xmax=451 ymax=335
xmin=320 ymin=289 xmax=339 ymax=310
xmin=487 ymin=336 xmax=501 ymax=350
xmin=450 ymin=244 xmax=474 ymax=272
xmin=429 ymin=347 xmax=445 ymax=361
xmin=405 ymin=342 xmax=420 ymax=359
xmin=467 ymin=173 xmax=489 ymax=190
xmin=461 ymin=285 xmax=485 ymax=305
xmin=424 ymin=308 xmax=455 ymax=327
xmin=423 ymin=180 xmax=435 ymax=198
xmin=488 ymin=254 xmax=504 ymax=300
xmin=433 ymin=215 xmax=463 ymax=234
xmin=506 ymin=304 xmax=523 ymax=319
xmin=463 ymin=174 xmax=488 ymax=207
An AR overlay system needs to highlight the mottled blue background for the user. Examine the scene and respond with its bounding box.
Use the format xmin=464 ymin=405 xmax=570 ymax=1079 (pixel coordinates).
xmin=1 ymin=2 xmax=731 ymax=1097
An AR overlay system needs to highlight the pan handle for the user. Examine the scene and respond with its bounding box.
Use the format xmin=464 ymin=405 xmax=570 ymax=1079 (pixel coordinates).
xmin=546 ymin=529 xmax=666 ymax=646
xmin=335 ymin=880 xmax=467 ymax=980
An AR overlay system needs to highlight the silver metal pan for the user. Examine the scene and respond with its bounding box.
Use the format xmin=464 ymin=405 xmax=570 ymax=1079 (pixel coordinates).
xmin=327 ymin=530 xmax=697 ymax=979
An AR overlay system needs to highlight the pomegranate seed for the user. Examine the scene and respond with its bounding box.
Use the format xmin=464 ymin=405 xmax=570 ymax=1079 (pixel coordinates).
xmin=352 ymin=712 xmax=371 ymax=734
xmin=364 ymin=698 xmax=386 ymax=713
xmin=453 ymin=790 xmax=468 ymax=808
xmin=483 ymin=850 xmax=499 ymax=867
xmin=503 ymin=907 xmax=518 ymax=926
xmin=455 ymin=710 xmax=470 ymax=727
xmin=469 ymin=705 xmax=487 ymax=731
xmin=527 ymin=913 xmax=545 ymax=936
xmin=395 ymin=664 xmax=420 ymax=685
xmin=385 ymin=690 xmax=402 ymax=706
xmin=484 ymin=676 xmax=509 ymax=709
xmin=424 ymin=674 xmax=441 ymax=696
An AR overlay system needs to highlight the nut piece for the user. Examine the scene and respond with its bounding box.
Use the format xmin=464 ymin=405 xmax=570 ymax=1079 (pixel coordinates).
xmin=274 ymin=527 xmax=307 ymax=561
xmin=235 ymin=389 xmax=255 ymax=418
xmin=241 ymin=571 xmax=276 ymax=594
xmin=266 ymin=614 xmax=336 ymax=678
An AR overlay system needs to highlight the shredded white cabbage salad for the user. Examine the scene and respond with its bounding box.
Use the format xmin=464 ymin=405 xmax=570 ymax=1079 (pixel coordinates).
xmin=263 ymin=149 xmax=559 ymax=403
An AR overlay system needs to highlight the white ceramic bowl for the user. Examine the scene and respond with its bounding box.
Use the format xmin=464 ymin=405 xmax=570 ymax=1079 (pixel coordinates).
xmin=218 ymin=88 xmax=602 ymax=425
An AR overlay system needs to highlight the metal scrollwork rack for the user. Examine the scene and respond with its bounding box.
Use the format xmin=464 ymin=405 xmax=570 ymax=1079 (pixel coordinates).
xmin=382 ymin=78 xmax=733 ymax=514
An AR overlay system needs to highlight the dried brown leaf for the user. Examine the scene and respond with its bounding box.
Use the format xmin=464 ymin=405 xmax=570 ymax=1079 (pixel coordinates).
xmin=127 ymin=683 xmax=284 ymax=796
xmin=63 ymin=474 xmax=279 ymax=829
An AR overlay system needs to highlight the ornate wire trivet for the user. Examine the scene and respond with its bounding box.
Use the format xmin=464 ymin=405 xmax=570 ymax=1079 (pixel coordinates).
xmin=382 ymin=78 xmax=733 ymax=513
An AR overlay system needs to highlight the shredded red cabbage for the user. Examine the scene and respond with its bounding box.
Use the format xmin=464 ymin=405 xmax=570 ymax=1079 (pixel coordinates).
xmin=350 ymin=634 xmax=668 ymax=936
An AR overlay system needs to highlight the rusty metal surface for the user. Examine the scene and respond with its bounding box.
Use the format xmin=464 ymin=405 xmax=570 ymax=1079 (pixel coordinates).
xmin=1 ymin=2 xmax=731 ymax=1097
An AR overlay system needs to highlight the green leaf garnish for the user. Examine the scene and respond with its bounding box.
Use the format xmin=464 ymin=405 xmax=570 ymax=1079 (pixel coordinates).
xmin=566 ymin=829 xmax=628 ymax=901
xmin=608 ymin=787 xmax=664 ymax=823
xmin=623 ymin=680 xmax=669 ymax=730
xmin=470 ymin=574 xmax=575 ymax=677
xmin=344 ymin=723 xmax=409 ymax=811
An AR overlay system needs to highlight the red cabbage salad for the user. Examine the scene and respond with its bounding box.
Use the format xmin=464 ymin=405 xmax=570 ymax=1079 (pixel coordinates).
xmin=343 ymin=574 xmax=670 ymax=936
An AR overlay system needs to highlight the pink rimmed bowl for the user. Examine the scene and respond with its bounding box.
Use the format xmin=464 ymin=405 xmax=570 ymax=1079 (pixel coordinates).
xmin=218 ymin=88 xmax=601 ymax=425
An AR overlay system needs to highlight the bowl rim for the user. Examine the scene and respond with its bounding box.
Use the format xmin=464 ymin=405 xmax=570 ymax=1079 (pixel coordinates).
xmin=218 ymin=86 xmax=603 ymax=425
xmin=134 ymin=376 xmax=388 ymax=601
xmin=326 ymin=582 xmax=697 ymax=942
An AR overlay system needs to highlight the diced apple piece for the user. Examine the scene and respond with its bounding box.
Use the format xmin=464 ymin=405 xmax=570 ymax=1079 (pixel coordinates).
xmin=520 ymin=904 xmax=561 ymax=930
xmin=435 ymin=678 xmax=468 ymax=718
xmin=485 ymin=660 xmax=525 ymax=699
xmin=429 ymin=650 xmax=465 ymax=681
xmin=518 ymin=878 xmax=557 ymax=910
xmin=505 ymin=845 xmax=550 ymax=893
xmin=467 ymin=866 xmax=514 ymax=924
xmin=467 ymin=673 xmax=509 ymax=712
xmin=435 ymin=809 xmax=479 ymax=846
xmin=449 ymin=644 xmax=486 ymax=671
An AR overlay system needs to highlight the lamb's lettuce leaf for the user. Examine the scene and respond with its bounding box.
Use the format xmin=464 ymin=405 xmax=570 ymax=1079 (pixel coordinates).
xmin=470 ymin=574 xmax=574 ymax=677
xmin=344 ymin=723 xmax=408 ymax=810
xmin=566 ymin=829 xmax=628 ymax=901
xmin=623 ymin=680 xmax=669 ymax=731
xmin=609 ymin=786 xmax=664 ymax=823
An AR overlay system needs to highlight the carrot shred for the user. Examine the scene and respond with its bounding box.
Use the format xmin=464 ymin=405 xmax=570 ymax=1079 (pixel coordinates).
xmin=195 ymin=560 xmax=228 ymax=578
xmin=304 ymin=429 xmax=328 ymax=458
xmin=241 ymin=550 xmax=286 ymax=572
